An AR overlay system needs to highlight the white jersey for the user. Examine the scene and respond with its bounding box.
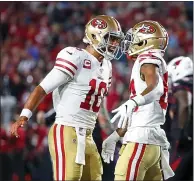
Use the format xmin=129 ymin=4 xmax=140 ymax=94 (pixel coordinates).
xmin=52 ymin=47 xmax=112 ymax=129
xmin=123 ymin=49 xmax=169 ymax=146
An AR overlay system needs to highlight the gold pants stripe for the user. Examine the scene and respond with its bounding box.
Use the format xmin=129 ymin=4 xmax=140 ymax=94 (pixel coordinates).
xmin=115 ymin=142 xmax=162 ymax=181
xmin=53 ymin=124 xmax=66 ymax=180
xmin=48 ymin=124 xmax=103 ymax=181
xmin=126 ymin=143 xmax=146 ymax=181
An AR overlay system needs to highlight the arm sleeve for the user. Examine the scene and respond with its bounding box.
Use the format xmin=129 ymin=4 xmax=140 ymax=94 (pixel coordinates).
xmin=54 ymin=47 xmax=80 ymax=78
xmin=39 ymin=68 xmax=72 ymax=94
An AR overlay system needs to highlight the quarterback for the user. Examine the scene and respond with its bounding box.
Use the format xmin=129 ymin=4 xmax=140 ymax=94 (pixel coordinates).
xmin=102 ymin=21 xmax=175 ymax=180
xmin=10 ymin=15 xmax=124 ymax=180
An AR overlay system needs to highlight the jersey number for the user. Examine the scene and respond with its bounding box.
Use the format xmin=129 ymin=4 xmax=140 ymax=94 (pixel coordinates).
xmin=159 ymin=72 xmax=168 ymax=110
xmin=129 ymin=79 xmax=138 ymax=112
xmin=80 ymin=79 xmax=107 ymax=112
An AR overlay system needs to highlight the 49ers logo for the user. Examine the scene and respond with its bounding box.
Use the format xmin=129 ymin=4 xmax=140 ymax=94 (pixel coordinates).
xmin=91 ymin=18 xmax=107 ymax=29
xmin=139 ymin=24 xmax=156 ymax=34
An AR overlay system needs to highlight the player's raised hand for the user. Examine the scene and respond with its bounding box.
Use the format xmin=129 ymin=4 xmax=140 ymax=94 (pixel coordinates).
xmin=110 ymin=99 xmax=137 ymax=128
xmin=10 ymin=117 xmax=28 ymax=138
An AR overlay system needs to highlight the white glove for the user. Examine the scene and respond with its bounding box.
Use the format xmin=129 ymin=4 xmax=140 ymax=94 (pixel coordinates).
xmin=101 ymin=131 xmax=120 ymax=163
xmin=110 ymin=99 xmax=137 ymax=128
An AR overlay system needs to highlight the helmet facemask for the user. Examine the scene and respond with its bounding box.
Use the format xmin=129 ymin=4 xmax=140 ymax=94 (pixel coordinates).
xmin=96 ymin=32 xmax=124 ymax=60
xmin=84 ymin=31 xmax=124 ymax=60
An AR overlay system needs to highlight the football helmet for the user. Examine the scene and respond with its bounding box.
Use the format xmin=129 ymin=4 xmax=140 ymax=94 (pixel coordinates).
xmin=167 ymin=56 xmax=193 ymax=83
xmin=123 ymin=20 xmax=169 ymax=56
xmin=83 ymin=15 xmax=124 ymax=60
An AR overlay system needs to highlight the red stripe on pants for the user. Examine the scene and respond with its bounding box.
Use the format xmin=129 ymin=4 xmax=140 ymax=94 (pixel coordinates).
xmin=53 ymin=124 xmax=59 ymax=181
xmin=134 ymin=144 xmax=146 ymax=180
xmin=60 ymin=125 xmax=65 ymax=180
xmin=126 ymin=143 xmax=139 ymax=180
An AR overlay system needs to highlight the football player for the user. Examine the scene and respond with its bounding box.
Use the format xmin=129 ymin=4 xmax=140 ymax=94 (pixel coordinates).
xmin=167 ymin=56 xmax=193 ymax=144
xmin=101 ymin=20 xmax=175 ymax=180
xmin=10 ymin=15 xmax=124 ymax=181
xmin=167 ymin=56 xmax=193 ymax=180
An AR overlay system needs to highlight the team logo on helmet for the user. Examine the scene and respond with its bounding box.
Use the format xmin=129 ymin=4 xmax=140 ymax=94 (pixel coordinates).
xmin=175 ymin=60 xmax=181 ymax=66
xmin=139 ymin=24 xmax=156 ymax=34
xmin=91 ymin=18 xmax=107 ymax=29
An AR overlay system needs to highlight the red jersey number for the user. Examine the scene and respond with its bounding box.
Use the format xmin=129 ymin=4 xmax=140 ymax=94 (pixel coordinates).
xmin=129 ymin=79 xmax=138 ymax=112
xmin=159 ymin=72 xmax=168 ymax=110
xmin=80 ymin=79 xmax=107 ymax=112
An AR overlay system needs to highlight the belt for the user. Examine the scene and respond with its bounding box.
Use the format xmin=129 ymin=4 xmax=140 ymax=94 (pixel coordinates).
xmin=73 ymin=127 xmax=92 ymax=136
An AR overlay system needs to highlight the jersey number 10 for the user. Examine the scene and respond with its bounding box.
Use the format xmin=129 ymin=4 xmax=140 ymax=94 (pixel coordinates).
xmin=80 ymin=79 xmax=107 ymax=112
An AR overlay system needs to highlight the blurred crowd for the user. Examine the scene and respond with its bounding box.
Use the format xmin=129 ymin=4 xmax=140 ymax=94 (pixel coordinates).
xmin=0 ymin=1 xmax=193 ymax=181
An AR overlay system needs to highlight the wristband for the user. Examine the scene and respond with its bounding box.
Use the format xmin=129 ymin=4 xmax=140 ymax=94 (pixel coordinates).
xmin=132 ymin=95 xmax=146 ymax=106
xmin=20 ymin=109 xmax=32 ymax=121
xmin=111 ymin=131 xmax=121 ymax=142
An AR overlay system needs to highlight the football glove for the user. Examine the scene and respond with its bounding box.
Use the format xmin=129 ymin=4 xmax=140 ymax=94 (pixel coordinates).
xmin=101 ymin=131 xmax=120 ymax=163
xmin=110 ymin=99 xmax=137 ymax=128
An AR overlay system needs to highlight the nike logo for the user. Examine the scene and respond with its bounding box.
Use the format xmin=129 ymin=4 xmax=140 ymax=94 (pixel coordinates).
xmin=125 ymin=105 xmax=128 ymax=113
xmin=97 ymin=76 xmax=103 ymax=80
xmin=66 ymin=51 xmax=72 ymax=55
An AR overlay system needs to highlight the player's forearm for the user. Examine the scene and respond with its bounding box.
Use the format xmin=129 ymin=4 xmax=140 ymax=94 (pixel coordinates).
xmin=141 ymin=65 xmax=159 ymax=96
xmin=141 ymin=83 xmax=157 ymax=96
xmin=23 ymin=85 xmax=47 ymax=112
xmin=131 ymin=64 xmax=162 ymax=106
xmin=101 ymin=98 xmax=110 ymax=120
xmin=98 ymin=99 xmax=114 ymax=135
xmin=175 ymin=90 xmax=190 ymax=129
xmin=131 ymin=77 xmax=162 ymax=107
xmin=178 ymin=105 xmax=189 ymax=129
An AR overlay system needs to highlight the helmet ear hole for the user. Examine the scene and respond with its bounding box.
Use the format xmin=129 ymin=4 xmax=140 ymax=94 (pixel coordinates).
xmin=137 ymin=40 xmax=147 ymax=46
xmin=137 ymin=41 xmax=144 ymax=46
xmin=92 ymin=34 xmax=96 ymax=40
xmin=104 ymin=34 xmax=109 ymax=42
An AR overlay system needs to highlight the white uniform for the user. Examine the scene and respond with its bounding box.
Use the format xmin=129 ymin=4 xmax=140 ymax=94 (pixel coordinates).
xmin=114 ymin=50 xmax=174 ymax=181
xmin=52 ymin=47 xmax=112 ymax=129
xmin=123 ymin=49 xmax=169 ymax=146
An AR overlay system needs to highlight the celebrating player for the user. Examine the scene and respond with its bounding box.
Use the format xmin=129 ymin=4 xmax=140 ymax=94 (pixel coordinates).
xmin=101 ymin=20 xmax=175 ymax=180
xmin=10 ymin=15 xmax=124 ymax=181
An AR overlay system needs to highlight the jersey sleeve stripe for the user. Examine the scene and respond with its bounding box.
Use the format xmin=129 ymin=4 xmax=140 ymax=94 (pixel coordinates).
xmin=56 ymin=58 xmax=78 ymax=70
xmin=55 ymin=60 xmax=77 ymax=76
xmin=55 ymin=60 xmax=77 ymax=72
xmin=55 ymin=63 xmax=75 ymax=76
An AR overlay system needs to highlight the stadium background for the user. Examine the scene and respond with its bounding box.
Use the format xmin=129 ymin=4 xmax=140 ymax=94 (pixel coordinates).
xmin=0 ymin=1 xmax=193 ymax=181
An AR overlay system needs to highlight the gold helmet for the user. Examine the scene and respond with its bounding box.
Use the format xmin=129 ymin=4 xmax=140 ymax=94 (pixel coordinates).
xmin=83 ymin=15 xmax=124 ymax=60
xmin=124 ymin=20 xmax=168 ymax=56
